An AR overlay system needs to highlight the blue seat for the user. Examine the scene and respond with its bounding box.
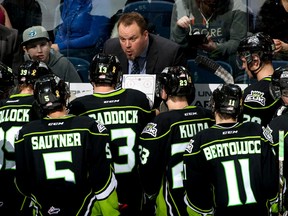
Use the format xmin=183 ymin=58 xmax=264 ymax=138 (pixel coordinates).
xmin=123 ymin=1 xmax=174 ymax=39
xmin=187 ymin=59 xmax=234 ymax=84
xmin=67 ymin=57 xmax=90 ymax=83
xmin=272 ymin=60 xmax=288 ymax=69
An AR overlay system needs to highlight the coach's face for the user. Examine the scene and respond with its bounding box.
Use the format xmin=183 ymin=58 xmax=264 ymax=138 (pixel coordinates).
xmin=118 ymin=21 xmax=148 ymax=61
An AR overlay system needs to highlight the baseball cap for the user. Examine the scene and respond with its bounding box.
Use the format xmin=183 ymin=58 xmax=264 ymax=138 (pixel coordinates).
xmin=22 ymin=26 xmax=50 ymax=45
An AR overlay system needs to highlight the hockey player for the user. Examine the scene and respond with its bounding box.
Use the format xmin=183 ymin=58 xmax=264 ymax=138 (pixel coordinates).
xmin=183 ymin=83 xmax=278 ymax=216
xmin=68 ymin=53 xmax=154 ymax=216
xmin=265 ymin=68 xmax=288 ymax=170
xmin=138 ymin=66 xmax=214 ymax=216
xmin=0 ymin=60 xmax=52 ymax=215
xmin=264 ymin=69 xmax=288 ymax=215
xmin=14 ymin=74 xmax=119 ymax=215
xmin=237 ymin=32 xmax=282 ymax=126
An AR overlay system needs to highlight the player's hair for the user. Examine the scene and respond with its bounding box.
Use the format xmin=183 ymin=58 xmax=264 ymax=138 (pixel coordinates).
xmin=89 ymin=53 xmax=122 ymax=87
xmin=237 ymin=32 xmax=275 ymax=64
xmin=34 ymin=74 xmax=70 ymax=115
xmin=210 ymin=83 xmax=243 ymax=119
xmin=117 ymin=12 xmax=148 ymax=34
xmin=156 ymin=66 xmax=195 ymax=104
xmin=18 ymin=60 xmax=52 ymax=86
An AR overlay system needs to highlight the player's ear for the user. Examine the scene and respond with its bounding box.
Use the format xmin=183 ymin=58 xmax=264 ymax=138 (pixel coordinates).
xmin=160 ymin=88 xmax=168 ymax=100
xmin=252 ymin=54 xmax=261 ymax=66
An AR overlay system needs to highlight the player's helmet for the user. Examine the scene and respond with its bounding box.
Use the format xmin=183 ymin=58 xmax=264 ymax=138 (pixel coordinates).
xmin=269 ymin=66 xmax=287 ymax=100
xmin=237 ymin=32 xmax=275 ymax=64
xmin=34 ymin=74 xmax=70 ymax=112
xmin=156 ymin=66 xmax=195 ymax=103
xmin=18 ymin=60 xmax=52 ymax=85
xmin=0 ymin=62 xmax=14 ymax=90
xmin=210 ymin=84 xmax=243 ymax=118
xmin=279 ymin=70 xmax=288 ymax=97
xmin=89 ymin=53 xmax=122 ymax=86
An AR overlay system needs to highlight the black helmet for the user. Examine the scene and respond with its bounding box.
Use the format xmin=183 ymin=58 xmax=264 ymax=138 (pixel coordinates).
xmin=34 ymin=74 xmax=70 ymax=113
xmin=89 ymin=53 xmax=122 ymax=86
xmin=156 ymin=66 xmax=195 ymax=103
xmin=210 ymin=84 xmax=243 ymax=118
xmin=279 ymin=70 xmax=288 ymax=96
xmin=0 ymin=62 xmax=14 ymax=89
xmin=269 ymin=66 xmax=287 ymax=100
xmin=18 ymin=60 xmax=53 ymax=85
xmin=237 ymin=32 xmax=275 ymax=64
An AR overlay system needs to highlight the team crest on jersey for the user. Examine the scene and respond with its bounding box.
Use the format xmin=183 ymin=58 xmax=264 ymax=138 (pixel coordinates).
xmin=142 ymin=122 xmax=157 ymax=137
xmin=48 ymin=206 xmax=60 ymax=215
xmin=96 ymin=120 xmax=106 ymax=133
xmin=263 ymin=125 xmax=274 ymax=143
xmin=244 ymin=91 xmax=266 ymax=106
xmin=186 ymin=139 xmax=194 ymax=153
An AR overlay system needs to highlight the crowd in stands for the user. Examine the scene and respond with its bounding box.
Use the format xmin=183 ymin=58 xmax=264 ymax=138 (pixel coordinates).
xmin=2 ymin=0 xmax=288 ymax=215
xmin=1 ymin=0 xmax=287 ymax=85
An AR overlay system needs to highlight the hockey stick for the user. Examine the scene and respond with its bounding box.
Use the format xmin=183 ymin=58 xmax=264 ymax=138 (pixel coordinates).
xmin=279 ymin=130 xmax=285 ymax=215
xmin=194 ymin=55 xmax=234 ymax=84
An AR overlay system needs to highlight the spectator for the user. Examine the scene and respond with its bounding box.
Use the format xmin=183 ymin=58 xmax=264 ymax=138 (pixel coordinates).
xmin=138 ymin=66 xmax=214 ymax=215
xmin=2 ymin=0 xmax=42 ymax=42
xmin=69 ymin=53 xmax=154 ymax=216
xmin=237 ymin=32 xmax=282 ymax=126
xmin=0 ymin=60 xmax=52 ymax=215
xmin=14 ymin=74 xmax=120 ymax=215
xmin=0 ymin=24 xmax=22 ymax=74
xmin=51 ymin=0 xmax=111 ymax=62
xmin=255 ymin=0 xmax=288 ymax=60
xmin=183 ymin=83 xmax=278 ymax=215
xmin=109 ymin=0 xmax=175 ymax=38
xmin=0 ymin=4 xmax=12 ymax=28
xmin=22 ymin=25 xmax=82 ymax=83
xmin=170 ymin=0 xmax=248 ymax=82
xmin=103 ymin=12 xmax=186 ymax=75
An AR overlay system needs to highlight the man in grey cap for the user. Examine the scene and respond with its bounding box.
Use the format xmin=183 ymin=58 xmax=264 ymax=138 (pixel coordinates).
xmin=22 ymin=26 xmax=82 ymax=83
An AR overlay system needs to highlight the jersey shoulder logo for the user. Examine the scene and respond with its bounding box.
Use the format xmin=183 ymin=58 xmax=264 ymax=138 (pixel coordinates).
xmin=244 ymin=90 xmax=266 ymax=106
xmin=263 ymin=125 xmax=274 ymax=143
xmin=142 ymin=122 xmax=157 ymax=137
xmin=96 ymin=120 xmax=106 ymax=133
xmin=47 ymin=206 xmax=60 ymax=215
xmin=186 ymin=139 xmax=194 ymax=153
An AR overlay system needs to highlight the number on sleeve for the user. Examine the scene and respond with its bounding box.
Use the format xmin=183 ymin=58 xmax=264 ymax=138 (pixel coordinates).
xmin=139 ymin=145 xmax=150 ymax=165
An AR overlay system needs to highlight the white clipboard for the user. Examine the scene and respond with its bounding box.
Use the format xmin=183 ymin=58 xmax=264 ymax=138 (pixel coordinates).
xmin=122 ymin=74 xmax=156 ymax=102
